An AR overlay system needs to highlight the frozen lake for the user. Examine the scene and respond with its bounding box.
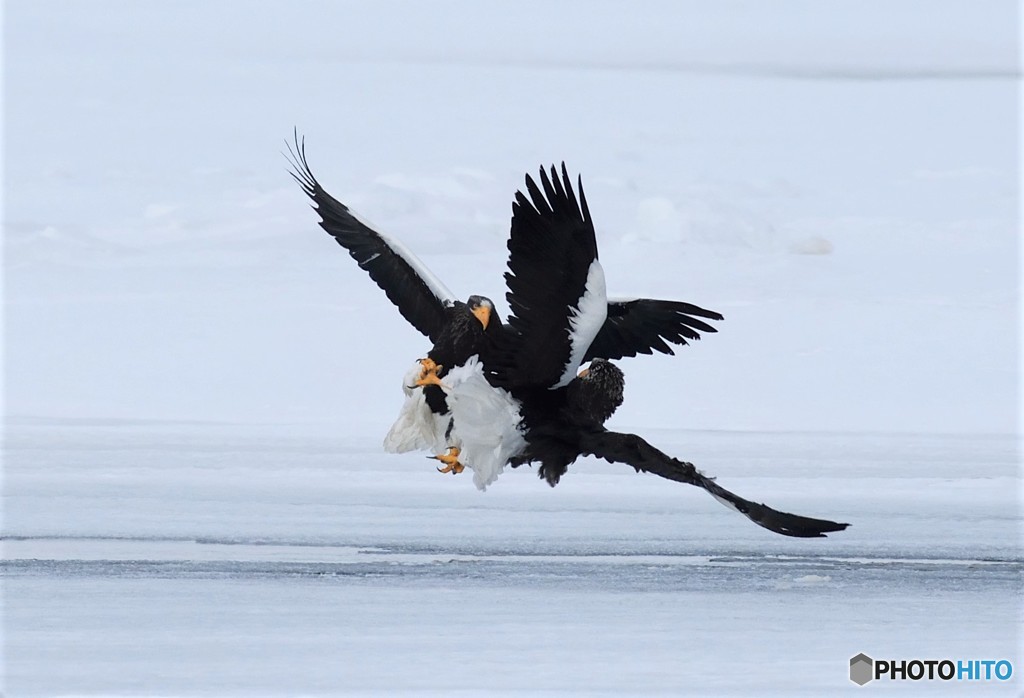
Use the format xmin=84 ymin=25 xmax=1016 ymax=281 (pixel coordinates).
xmin=3 ymin=420 xmax=1020 ymax=695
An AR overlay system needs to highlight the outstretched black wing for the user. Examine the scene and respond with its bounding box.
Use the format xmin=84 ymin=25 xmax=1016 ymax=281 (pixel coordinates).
xmin=498 ymin=163 xmax=606 ymax=389
xmin=586 ymin=298 xmax=724 ymax=361
xmin=577 ymin=430 xmax=849 ymax=538
xmin=287 ymin=132 xmax=456 ymax=343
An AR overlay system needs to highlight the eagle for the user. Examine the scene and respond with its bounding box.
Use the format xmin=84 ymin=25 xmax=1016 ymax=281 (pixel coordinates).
xmin=288 ymin=135 xmax=722 ymax=474
xmin=442 ymin=166 xmax=849 ymax=537
xmin=289 ymin=137 xmax=848 ymax=537
xmin=505 ymin=358 xmax=848 ymax=538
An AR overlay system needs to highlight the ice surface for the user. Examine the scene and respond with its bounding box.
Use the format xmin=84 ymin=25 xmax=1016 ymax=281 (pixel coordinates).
xmin=3 ymin=0 xmax=1020 ymax=695
xmin=3 ymin=420 xmax=1020 ymax=695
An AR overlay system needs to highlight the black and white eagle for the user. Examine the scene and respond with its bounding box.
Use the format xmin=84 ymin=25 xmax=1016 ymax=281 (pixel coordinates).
xmin=288 ymin=135 xmax=722 ymax=476
xmin=289 ymin=137 xmax=848 ymax=538
xmin=445 ymin=164 xmax=849 ymax=538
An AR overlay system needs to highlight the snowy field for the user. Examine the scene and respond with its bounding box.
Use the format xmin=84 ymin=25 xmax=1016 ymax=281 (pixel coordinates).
xmin=3 ymin=1 xmax=1021 ymax=695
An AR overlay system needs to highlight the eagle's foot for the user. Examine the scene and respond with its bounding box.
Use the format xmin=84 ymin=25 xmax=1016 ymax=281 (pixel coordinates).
xmin=414 ymin=358 xmax=444 ymax=388
xmin=431 ymin=447 xmax=464 ymax=474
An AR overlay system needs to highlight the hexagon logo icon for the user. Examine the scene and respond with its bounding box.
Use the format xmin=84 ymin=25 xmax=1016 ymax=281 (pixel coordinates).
xmin=850 ymin=653 xmax=874 ymax=685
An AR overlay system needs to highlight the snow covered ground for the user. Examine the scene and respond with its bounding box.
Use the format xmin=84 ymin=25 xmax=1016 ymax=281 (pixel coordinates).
xmin=3 ymin=1 xmax=1021 ymax=695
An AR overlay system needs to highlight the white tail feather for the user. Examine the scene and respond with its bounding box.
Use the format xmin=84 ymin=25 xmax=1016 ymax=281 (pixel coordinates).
xmin=383 ymin=362 xmax=449 ymax=453
xmin=382 ymin=357 xmax=526 ymax=490
xmin=446 ymin=357 xmax=527 ymax=490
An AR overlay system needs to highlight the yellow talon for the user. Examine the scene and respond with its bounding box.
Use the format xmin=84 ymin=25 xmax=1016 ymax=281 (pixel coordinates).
xmin=415 ymin=358 xmax=444 ymax=387
xmin=416 ymin=372 xmax=444 ymax=388
xmin=431 ymin=447 xmax=464 ymax=475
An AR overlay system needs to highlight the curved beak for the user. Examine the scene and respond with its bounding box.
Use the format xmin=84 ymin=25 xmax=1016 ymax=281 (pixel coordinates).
xmin=472 ymin=304 xmax=491 ymax=329
xmin=577 ymin=367 xmax=590 ymax=378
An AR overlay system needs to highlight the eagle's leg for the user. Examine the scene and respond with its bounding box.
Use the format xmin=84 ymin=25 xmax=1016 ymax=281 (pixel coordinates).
xmin=414 ymin=358 xmax=444 ymax=387
xmin=431 ymin=447 xmax=464 ymax=475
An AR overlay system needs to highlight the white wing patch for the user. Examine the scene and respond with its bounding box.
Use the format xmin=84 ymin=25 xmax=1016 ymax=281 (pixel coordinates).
xmin=347 ymin=206 xmax=458 ymax=306
xmin=708 ymin=491 xmax=744 ymax=516
xmin=553 ymin=259 xmax=608 ymax=388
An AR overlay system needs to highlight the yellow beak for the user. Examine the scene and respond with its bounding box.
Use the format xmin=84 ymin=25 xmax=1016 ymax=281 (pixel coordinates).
xmin=472 ymin=304 xmax=491 ymax=329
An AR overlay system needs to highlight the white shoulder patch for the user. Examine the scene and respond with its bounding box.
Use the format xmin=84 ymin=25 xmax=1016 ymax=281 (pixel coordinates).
xmin=553 ymin=259 xmax=608 ymax=388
